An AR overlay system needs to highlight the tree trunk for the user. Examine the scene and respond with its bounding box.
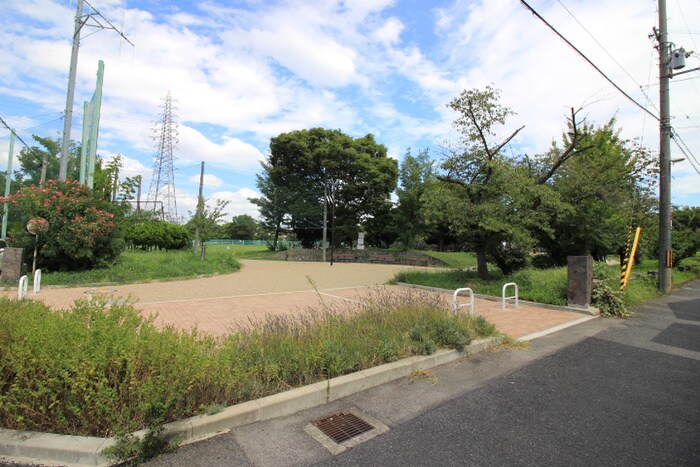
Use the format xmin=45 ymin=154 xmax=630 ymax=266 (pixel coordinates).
xmin=273 ymin=220 xmax=281 ymax=250
xmin=476 ymin=247 xmax=489 ymax=279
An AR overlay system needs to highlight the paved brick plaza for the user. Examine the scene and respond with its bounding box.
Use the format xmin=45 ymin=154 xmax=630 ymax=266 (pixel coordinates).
xmin=3 ymin=260 xmax=594 ymax=339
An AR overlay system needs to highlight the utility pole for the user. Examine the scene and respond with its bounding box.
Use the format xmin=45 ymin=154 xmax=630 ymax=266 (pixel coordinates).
xmin=59 ymin=0 xmax=84 ymax=181
xmin=654 ymin=1 xmax=697 ymax=292
xmin=136 ymin=175 xmax=142 ymax=214
xmin=2 ymin=133 xmax=14 ymax=240
xmin=59 ymin=0 xmax=133 ymax=180
xmin=322 ymin=180 xmax=327 ymax=262
xmin=657 ymin=0 xmax=672 ymax=294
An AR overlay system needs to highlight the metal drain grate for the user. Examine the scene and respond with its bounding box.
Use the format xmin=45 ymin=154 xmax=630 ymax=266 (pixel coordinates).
xmin=312 ymin=412 xmax=374 ymax=444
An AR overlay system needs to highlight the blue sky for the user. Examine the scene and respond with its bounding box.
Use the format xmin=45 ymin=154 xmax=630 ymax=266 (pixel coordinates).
xmin=1 ymin=0 xmax=699 ymax=221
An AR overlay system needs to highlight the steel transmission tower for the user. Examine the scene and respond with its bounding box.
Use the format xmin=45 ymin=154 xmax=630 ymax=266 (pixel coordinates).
xmin=148 ymin=92 xmax=179 ymax=222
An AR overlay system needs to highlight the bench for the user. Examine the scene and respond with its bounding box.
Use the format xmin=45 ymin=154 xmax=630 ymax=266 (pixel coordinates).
xmin=334 ymin=253 xmax=354 ymax=262
xmin=369 ymin=254 xmax=395 ymax=264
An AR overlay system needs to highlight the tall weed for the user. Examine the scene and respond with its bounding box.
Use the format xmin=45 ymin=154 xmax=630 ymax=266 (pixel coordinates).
xmin=0 ymin=289 xmax=496 ymax=437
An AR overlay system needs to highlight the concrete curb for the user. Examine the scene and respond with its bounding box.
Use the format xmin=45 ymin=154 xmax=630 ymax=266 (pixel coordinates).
xmin=397 ymin=282 xmax=600 ymax=316
xmin=0 ymin=337 xmax=504 ymax=467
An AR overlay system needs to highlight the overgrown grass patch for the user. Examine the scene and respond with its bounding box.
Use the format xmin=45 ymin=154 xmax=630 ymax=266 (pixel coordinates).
xmin=0 ymin=290 xmax=497 ymax=437
xmin=38 ymin=248 xmax=241 ymax=286
xmin=394 ymin=267 xmax=569 ymax=306
xmin=395 ymin=256 xmax=700 ymax=313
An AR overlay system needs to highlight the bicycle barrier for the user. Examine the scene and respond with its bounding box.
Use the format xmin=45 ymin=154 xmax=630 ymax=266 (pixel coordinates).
xmin=452 ymin=287 xmax=474 ymax=316
xmin=502 ymin=282 xmax=519 ymax=309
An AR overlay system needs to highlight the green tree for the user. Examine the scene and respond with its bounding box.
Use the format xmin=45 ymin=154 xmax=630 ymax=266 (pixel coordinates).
xmin=249 ymin=168 xmax=292 ymax=249
xmin=673 ymin=206 xmax=700 ymax=265
xmin=394 ymin=148 xmax=434 ymax=249
xmin=14 ymin=136 xmax=80 ymax=186
xmin=226 ymin=214 xmax=261 ymax=240
xmin=428 ymin=86 xmax=527 ymax=278
xmin=539 ymin=120 xmax=656 ymax=263
xmin=188 ymin=197 xmax=229 ymax=260
xmin=427 ymin=87 xmax=589 ymax=277
xmin=255 ymin=128 xmax=398 ymax=249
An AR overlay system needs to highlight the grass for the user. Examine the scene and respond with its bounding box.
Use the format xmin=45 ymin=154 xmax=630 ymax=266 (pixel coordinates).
xmin=32 ymin=244 xmax=275 ymax=287
xmin=0 ymin=289 xmax=497 ymax=438
xmin=215 ymin=244 xmax=278 ymax=259
xmin=394 ymin=255 xmax=700 ymax=309
xmin=394 ymin=267 xmax=569 ymax=305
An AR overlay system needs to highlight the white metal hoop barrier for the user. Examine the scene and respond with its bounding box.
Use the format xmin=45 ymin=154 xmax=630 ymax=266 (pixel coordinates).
xmin=452 ymin=287 xmax=474 ymax=316
xmin=18 ymin=275 xmax=28 ymax=300
xmin=502 ymin=282 xmax=519 ymax=309
xmin=33 ymin=269 xmax=42 ymax=294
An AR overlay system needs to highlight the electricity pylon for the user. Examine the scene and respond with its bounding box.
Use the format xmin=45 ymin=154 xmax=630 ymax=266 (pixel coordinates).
xmin=148 ymin=92 xmax=179 ymax=223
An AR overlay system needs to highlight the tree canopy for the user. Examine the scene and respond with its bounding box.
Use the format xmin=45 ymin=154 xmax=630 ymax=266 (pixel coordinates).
xmin=252 ymin=128 xmax=398 ymax=248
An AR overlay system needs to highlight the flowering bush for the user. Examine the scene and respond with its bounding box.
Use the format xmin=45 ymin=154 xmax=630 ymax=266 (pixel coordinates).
xmin=27 ymin=217 xmax=50 ymax=235
xmin=0 ymin=180 xmax=124 ymax=271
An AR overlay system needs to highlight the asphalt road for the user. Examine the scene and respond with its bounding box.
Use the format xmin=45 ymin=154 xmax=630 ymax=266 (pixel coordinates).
xmin=146 ymin=281 xmax=700 ymax=467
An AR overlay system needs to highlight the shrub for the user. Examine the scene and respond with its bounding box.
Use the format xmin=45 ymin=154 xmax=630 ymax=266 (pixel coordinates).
xmin=592 ymin=280 xmax=631 ymax=318
xmin=124 ymin=220 xmax=191 ymax=250
xmin=0 ymin=180 xmax=123 ymax=271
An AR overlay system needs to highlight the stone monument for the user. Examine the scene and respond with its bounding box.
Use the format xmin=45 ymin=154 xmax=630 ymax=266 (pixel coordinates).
xmin=567 ymin=255 xmax=593 ymax=308
xmin=1 ymin=247 xmax=24 ymax=282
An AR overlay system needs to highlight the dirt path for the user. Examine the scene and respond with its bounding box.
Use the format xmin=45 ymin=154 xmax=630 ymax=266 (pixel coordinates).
xmin=4 ymin=260 xmax=420 ymax=309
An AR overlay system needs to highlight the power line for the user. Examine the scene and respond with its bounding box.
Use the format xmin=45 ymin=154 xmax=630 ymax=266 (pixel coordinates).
xmin=670 ymin=128 xmax=700 ymax=176
xmin=556 ymin=0 xmax=659 ymax=113
xmin=0 ymin=116 xmax=35 ymax=154
xmin=519 ymin=0 xmax=659 ymax=122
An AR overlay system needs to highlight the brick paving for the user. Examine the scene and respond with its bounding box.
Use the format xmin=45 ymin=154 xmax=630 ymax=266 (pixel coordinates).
xmin=2 ymin=260 xmax=595 ymax=339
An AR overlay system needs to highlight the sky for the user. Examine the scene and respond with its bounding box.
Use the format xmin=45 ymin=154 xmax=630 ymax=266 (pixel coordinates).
xmin=1 ymin=0 xmax=699 ymax=223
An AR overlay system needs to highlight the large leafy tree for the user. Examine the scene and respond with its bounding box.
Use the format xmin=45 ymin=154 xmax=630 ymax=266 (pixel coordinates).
xmin=226 ymin=214 xmax=263 ymax=240
xmin=427 ymin=86 xmax=528 ymax=278
xmin=252 ymin=128 xmax=398 ymax=249
xmin=539 ymin=120 xmax=656 ymax=263
xmin=427 ymin=86 xmax=589 ymax=278
xmin=393 ymin=148 xmax=434 ymax=249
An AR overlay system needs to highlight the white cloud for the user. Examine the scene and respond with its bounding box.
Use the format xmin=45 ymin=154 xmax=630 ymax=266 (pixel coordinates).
xmin=188 ymin=173 xmax=223 ymax=188
xmin=373 ymin=17 xmax=404 ymax=45
xmin=211 ymin=188 xmax=260 ymax=220
xmin=177 ymin=126 xmax=265 ymax=170
xmin=246 ymin=25 xmax=358 ymax=88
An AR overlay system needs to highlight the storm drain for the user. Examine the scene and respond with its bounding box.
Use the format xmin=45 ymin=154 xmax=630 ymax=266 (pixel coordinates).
xmin=312 ymin=412 xmax=374 ymax=443
xmin=305 ymin=409 xmax=390 ymax=455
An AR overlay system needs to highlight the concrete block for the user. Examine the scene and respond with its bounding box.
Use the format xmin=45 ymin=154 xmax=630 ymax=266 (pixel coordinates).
xmin=187 ymin=400 xmax=262 ymax=440
xmin=0 ymin=429 xmax=107 ymax=466
xmin=257 ymin=382 xmax=327 ymax=421
xmin=328 ymin=372 xmax=368 ymax=402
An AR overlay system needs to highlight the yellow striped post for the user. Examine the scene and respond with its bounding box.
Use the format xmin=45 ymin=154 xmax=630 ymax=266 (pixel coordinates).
xmin=621 ymin=227 xmax=642 ymax=290
xmin=620 ymin=227 xmax=634 ymax=290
